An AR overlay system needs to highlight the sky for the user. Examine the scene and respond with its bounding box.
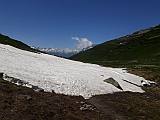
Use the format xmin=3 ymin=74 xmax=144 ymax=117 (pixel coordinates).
xmin=0 ymin=0 xmax=160 ymax=48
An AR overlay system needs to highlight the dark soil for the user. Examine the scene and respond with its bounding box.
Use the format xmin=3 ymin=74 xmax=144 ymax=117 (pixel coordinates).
xmin=89 ymin=91 xmax=160 ymax=120
xmin=0 ymin=79 xmax=99 ymax=120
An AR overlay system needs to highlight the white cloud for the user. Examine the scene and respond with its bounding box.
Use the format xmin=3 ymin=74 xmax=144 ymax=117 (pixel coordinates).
xmin=72 ymin=37 xmax=93 ymax=50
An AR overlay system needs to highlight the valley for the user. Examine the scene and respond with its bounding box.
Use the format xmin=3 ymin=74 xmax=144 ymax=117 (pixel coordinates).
xmin=0 ymin=25 xmax=160 ymax=120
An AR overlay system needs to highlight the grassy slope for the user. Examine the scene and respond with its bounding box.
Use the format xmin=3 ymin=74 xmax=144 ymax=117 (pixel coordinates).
xmin=0 ymin=34 xmax=40 ymax=53
xmin=71 ymin=25 xmax=160 ymax=67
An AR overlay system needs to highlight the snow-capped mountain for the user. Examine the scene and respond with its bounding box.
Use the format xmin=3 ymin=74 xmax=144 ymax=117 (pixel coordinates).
xmin=37 ymin=48 xmax=80 ymax=58
xmin=36 ymin=45 xmax=95 ymax=58
xmin=0 ymin=43 xmax=154 ymax=99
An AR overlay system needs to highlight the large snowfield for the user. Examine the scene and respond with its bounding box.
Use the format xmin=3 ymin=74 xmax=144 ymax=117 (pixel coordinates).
xmin=0 ymin=44 xmax=151 ymax=98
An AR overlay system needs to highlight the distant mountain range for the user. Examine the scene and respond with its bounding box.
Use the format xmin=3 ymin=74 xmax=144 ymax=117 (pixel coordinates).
xmin=36 ymin=45 xmax=95 ymax=58
xmin=36 ymin=48 xmax=80 ymax=58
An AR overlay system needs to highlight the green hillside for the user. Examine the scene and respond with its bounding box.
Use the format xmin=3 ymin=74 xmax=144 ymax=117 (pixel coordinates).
xmin=0 ymin=34 xmax=39 ymax=53
xmin=71 ymin=25 xmax=160 ymax=68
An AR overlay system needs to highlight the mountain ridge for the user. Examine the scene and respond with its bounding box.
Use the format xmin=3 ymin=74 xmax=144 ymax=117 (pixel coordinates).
xmin=0 ymin=34 xmax=41 ymax=53
xmin=70 ymin=25 xmax=160 ymax=67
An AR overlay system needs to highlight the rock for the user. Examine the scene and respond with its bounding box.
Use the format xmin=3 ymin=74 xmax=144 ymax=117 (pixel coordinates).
xmin=104 ymin=78 xmax=123 ymax=90
xmin=32 ymin=85 xmax=44 ymax=92
xmin=80 ymin=104 xmax=96 ymax=111
xmin=18 ymin=95 xmax=32 ymax=101
xmin=0 ymin=73 xmax=3 ymax=79
xmin=141 ymin=80 xmax=158 ymax=87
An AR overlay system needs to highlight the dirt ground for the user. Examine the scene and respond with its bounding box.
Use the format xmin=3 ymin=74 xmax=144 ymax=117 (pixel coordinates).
xmin=0 ymin=79 xmax=99 ymax=120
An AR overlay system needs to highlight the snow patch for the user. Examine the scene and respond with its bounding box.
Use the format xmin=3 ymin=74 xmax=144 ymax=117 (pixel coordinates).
xmin=0 ymin=44 xmax=152 ymax=98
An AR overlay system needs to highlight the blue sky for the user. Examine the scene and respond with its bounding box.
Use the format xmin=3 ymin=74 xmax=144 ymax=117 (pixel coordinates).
xmin=0 ymin=0 xmax=160 ymax=48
